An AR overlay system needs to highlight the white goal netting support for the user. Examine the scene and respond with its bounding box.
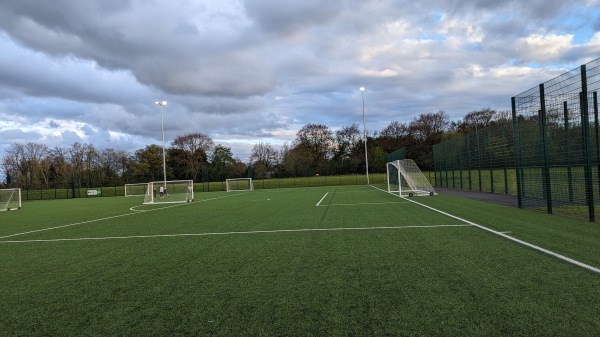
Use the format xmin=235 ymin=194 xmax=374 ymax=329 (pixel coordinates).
xmin=143 ymin=180 xmax=194 ymax=204
xmin=387 ymin=159 xmax=436 ymax=197
xmin=0 ymin=188 xmax=21 ymax=211
xmin=226 ymin=178 xmax=253 ymax=192
xmin=125 ymin=183 xmax=149 ymax=197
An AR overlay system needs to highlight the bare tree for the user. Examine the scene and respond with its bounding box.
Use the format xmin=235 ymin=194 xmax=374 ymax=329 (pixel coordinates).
xmin=171 ymin=133 xmax=214 ymax=181
xmin=1 ymin=156 xmax=17 ymax=187
xmin=335 ymin=124 xmax=361 ymax=159
xmin=50 ymin=146 xmax=70 ymax=187
xmin=409 ymin=110 xmax=450 ymax=144
xmin=378 ymin=121 xmax=410 ymax=153
xmin=408 ymin=110 xmax=450 ymax=170
xmin=458 ymin=108 xmax=497 ymax=133
xmin=250 ymin=142 xmax=276 ymax=167
xmin=5 ymin=142 xmax=49 ymax=189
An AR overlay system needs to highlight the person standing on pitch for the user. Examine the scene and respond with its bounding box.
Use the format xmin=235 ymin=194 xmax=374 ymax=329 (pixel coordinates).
xmin=159 ymin=186 xmax=164 ymax=198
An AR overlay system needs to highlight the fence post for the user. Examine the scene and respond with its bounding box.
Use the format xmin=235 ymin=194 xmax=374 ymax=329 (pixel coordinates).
xmin=502 ymin=124 xmax=509 ymax=194
xmin=580 ymin=64 xmax=595 ymax=221
xmin=594 ymin=91 xmax=600 ymax=194
xmin=511 ymin=97 xmax=523 ymax=208
xmin=538 ymin=84 xmax=553 ymax=214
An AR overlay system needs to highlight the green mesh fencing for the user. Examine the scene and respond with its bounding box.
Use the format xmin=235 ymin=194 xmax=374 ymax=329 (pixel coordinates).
xmin=387 ymin=148 xmax=406 ymax=162
xmin=433 ymin=123 xmax=515 ymax=195
xmin=512 ymin=58 xmax=600 ymax=221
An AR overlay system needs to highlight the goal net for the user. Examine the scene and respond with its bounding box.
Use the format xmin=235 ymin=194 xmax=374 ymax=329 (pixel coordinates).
xmin=387 ymin=159 xmax=436 ymax=197
xmin=125 ymin=183 xmax=149 ymax=197
xmin=0 ymin=188 xmax=21 ymax=211
xmin=143 ymin=180 xmax=194 ymax=204
xmin=226 ymin=178 xmax=253 ymax=192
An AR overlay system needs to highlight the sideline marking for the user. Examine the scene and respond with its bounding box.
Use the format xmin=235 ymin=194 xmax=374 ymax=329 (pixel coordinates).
xmin=1 ymin=192 xmax=248 ymax=240
xmin=319 ymin=201 xmax=407 ymax=206
xmin=316 ymin=193 xmax=328 ymax=206
xmin=370 ymin=185 xmax=600 ymax=274
xmin=0 ymin=224 xmax=471 ymax=244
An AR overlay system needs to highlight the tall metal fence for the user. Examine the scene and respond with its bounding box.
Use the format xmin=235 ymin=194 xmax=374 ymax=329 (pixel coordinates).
xmin=433 ymin=123 xmax=516 ymax=195
xmin=433 ymin=58 xmax=600 ymax=222
xmin=512 ymin=58 xmax=600 ymax=221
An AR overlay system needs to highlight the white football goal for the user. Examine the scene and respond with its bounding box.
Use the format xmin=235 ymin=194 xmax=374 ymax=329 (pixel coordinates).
xmin=143 ymin=180 xmax=194 ymax=204
xmin=125 ymin=183 xmax=150 ymax=197
xmin=387 ymin=159 xmax=436 ymax=197
xmin=226 ymin=178 xmax=253 ymax=192
xmin=1 ymin=188 xmax=21 ymax=211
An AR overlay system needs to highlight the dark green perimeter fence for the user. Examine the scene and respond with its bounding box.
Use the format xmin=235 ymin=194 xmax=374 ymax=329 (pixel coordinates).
xmin=512 ymin=58 xmax=600 ymax=222
xmin=433 ymin=123 xmax=516 ymax=195
xmin=434 ymin=57 xmax=600 ymax=222
xmin=14 ymin=173 xmax=388 ymax=201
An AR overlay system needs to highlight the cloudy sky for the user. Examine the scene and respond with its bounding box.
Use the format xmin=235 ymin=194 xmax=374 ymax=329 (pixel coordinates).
xmin=1 ymin=0 xmax=600 ymax=161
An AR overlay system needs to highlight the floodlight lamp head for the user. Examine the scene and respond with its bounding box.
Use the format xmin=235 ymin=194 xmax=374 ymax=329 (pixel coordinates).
xmin=155 ymin=101 xmax=168 ymax=106
xmin=360 ymin=87 xmax=365 ymax=92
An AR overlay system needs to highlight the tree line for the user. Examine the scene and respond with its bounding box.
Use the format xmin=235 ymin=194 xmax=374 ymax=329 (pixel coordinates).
xmin=1 ymin=108 xmax=510 ymax=189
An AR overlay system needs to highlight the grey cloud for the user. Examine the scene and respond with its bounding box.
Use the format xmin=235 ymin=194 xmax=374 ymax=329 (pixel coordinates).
xmin=244 ymin=0 xmax=344 ymax=35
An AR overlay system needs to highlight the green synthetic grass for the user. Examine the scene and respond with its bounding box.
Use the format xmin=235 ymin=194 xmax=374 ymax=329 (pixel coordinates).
xmin=1 ymin=185 xmax=600 ymax=336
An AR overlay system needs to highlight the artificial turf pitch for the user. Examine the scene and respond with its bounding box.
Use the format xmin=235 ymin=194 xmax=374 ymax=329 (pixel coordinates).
xmin=1 ymin=185 xmax=600 ymax=336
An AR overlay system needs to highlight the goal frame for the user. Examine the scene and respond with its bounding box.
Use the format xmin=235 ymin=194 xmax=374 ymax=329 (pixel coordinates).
xmin=0 ymin=188 xmax=21 ymax=211
xmin=226 ymin=178 xmax=254 ymax=192
xmin=387 ymin=159 xmax=436 ymax=197
xmin=125 ymin=183 xmax=150 ymax=197
xmin=143 ymin=180 xmax=194 ymax=204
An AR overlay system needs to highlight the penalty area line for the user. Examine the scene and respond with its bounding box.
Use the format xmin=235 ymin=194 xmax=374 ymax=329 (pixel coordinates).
xmin=316 ymin=192 xmax=329 ymax=206
xmin=370 ymin=185 xmax=600 ymax=275
xmin=0 ymin=224 xmax=471 ymax=244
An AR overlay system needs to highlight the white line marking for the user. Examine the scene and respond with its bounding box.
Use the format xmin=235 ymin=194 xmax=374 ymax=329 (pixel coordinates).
xmin=370 ymin=185 xmax=600 ymax=274
xmin=316 ymin=192 xmax=328 ymax=206
xmin=1 ymin=192 xmax=249 ymax=240
xmin=0 ymin=224 xmax=471 ymax=244
xmin=321 ymin=201 xmax=407 ymax=206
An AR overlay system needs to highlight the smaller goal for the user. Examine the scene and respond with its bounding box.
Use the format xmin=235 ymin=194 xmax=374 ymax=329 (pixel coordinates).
xmin=226 ymin=178 xmax=253 ymax=192
xmin=0 ymin=188 xmax=21 ymax=211
xmin=387 ymin=159 xmax=436 ymax=197
xmin=143 ymin=180 xmax=194 ymax=204
xmin=125 ymin=183 xmax=150 ymax=197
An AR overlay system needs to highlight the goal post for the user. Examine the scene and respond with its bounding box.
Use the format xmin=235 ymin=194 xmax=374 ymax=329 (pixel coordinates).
xmin=143 ymin=180 xmax=194 ymax=204
xmin=226 ymin=178 xmax=253 ymax=192
xmin=0 ymin=188 xmax=21 ymax=211
xmin=387 ymin=159 xmax=436 ymax=197
xmin=125 ymin=183 xmax=150 ymax=197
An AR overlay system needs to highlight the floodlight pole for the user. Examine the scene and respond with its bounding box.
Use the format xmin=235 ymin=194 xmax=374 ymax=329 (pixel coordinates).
xmin=360 ymin=87 xmax=370 ymax=185
xmin=155 ymin=100 xmax=168 ymax=188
